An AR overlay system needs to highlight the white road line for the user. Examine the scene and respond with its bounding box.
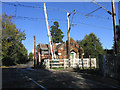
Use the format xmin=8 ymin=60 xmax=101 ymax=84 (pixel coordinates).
xmin=25 ymin=75 xmax=47 ymax=89
xmin=25 ymin=76 xmax=47 ymax=90
xmin=31 ymin=79 xmax=47 ymax=90
xmin=21 ymin=68 xmax=118 ymax=88
xmin=18 ymin=68 xmax=47 ymax=90
xmin=24 ymin=75 xmax=47 ymax=89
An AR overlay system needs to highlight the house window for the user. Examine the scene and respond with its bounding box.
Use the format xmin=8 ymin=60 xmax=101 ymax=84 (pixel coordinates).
xmin=70 ymin=42 xmax=73 ymax=46
xmin=75 ymin=44 xmax=76 ymax=47
xmin=64 ymin=46 xmax=66 ymax=51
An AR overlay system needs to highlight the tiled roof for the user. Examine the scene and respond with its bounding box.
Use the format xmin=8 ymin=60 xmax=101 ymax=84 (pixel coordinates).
xmin=56 ymin=43 xmax=64 ymax=50
xmin=40 ymin=44 xmax=49 ymax=49
xmin=40 ymin=37 xmax=79 ymax=50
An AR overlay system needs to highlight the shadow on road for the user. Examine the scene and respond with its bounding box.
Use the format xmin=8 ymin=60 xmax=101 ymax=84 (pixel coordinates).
xmin=2 ymin=66 xmax=120 ymax=89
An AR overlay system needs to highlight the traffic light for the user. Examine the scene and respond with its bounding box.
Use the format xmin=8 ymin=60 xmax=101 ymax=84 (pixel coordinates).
xmin=116 ymin=25 xmax=120 ymax=41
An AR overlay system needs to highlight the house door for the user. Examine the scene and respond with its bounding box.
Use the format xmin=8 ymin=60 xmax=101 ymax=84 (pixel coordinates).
xmin=70 ymin=53 xmax=74 ymax=59
xmin=70 ymin=51 xmax=76 ymax=59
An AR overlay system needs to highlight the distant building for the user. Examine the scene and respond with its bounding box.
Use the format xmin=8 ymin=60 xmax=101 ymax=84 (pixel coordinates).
xmin=104 ymin=49 xmax=114 ymax=55
xmin=39 ymin=37 xmax=82 ymax=60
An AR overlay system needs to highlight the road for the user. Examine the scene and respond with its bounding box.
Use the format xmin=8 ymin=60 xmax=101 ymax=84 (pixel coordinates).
xmin=2 ymin=67 xmax=120 ymax=89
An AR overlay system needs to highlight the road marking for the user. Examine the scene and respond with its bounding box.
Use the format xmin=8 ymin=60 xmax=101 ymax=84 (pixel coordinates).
xmin=18 ymin=68 xmax=47 ymax=90
xmin=25 ymin=76 xmax=47 ymax=90
xmin=24 ymin=75 xmax=47 ymax=90
xmin=31 ymin=79 xmax=47 ymax=90
xmin=19 ymin=68 xmax=118 ymax=88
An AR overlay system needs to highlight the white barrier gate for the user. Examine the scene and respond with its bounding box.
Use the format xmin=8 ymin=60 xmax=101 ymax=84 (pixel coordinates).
xmin=44 ymin=58 xmax=96 ymax=69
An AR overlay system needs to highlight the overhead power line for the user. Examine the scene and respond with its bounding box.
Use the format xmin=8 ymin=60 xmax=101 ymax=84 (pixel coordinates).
xmin=2 ymin=2 xmax=111 ymax=21
xmin=2 ymin=2 xmax=112 ymax=30
xmin=73 ymin=22 xmax=112 ymax=30
xmin=9 ymin=15 xmax=112 ymax=30
xmin=85 ymin=7 xmax=102 ymax=17
xmin=2 ymin=2 xmax=43 ymax=9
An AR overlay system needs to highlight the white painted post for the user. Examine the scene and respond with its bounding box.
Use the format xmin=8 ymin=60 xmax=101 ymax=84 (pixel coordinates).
xmin=44 ymin=3 xmax=55 ymax=59
xmin=72 ymin=59 xmax=73 ymax=68
xmin=48 ymin=60 xmax=50 ymax=69
xmin=86 ymin=59 xmax=88 ymax=68
xmin=94 ymin=58 xmax=96 ymax=68
xmin=64 ymin=59 xmax=65 ymax=69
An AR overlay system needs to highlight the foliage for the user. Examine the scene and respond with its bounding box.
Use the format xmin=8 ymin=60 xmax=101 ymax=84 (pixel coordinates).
xmin=2 ymin=13 xmax=28 ymax=66
xmin=112 ymin=25 xmax=120 ymax=55
xmin=76 ymin=33 xmax=104 ymax=58
xmin=112 ymin=41 xmax=120 ymax=55
xmin=50 ymin=21 xmax=64 ymax=43
xmin=117 ymin=42 xmax=120 ymax=55
xmin=28 ymin=52 xmax=34 ymax=61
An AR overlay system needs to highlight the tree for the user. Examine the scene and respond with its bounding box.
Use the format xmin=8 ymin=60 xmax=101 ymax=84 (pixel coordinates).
xmin=117 ymin=42 xmax=120 ymax=55
xmin=50 ymin=21 xmax=64 ymax=43
xmin=77 ymin=33 xmax=104 ymax=58
xmin=28 ymin=52 xmax=34 ymax=61
xmin=112 ymin=25 xmax=120 ymax=55
xmin=113 ymin=41 xmax=120 ymax=55
xmin=2 ymin=13 xmax=28 ymax=66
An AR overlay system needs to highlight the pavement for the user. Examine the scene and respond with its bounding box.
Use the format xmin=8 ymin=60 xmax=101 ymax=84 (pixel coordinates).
xmin=2 ymin=66 xmax=120 ymax=89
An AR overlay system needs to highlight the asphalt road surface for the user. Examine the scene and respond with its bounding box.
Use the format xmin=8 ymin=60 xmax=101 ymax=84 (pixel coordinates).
xmin=2 ymin=67 xmax=120 ymax=89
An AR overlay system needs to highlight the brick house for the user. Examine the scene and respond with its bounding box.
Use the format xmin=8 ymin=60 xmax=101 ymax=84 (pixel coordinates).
xmin=39 ymin=37 xmax=82 ymax=60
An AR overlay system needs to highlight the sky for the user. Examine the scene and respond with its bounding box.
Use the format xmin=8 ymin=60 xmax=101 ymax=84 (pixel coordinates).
xmin=2 ymin=1 xmax=120 ymax=54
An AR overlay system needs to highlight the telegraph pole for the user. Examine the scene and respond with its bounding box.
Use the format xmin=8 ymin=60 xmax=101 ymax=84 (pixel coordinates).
xmin=34 ymin=36 xmax=36 ymax=68
xmin=91 ymin=0 xmax=117 ymax=55
xmin=67 ymin=12 xmax=70 ymax=59
xmin=67 ymin=12 xmax=70 ymax=67
xmin=37 ymin=42 xmax=40 ymax=67
xmin=67 ymin=10 xmax=76 ymax=67
xmin=111 ymin=0 xmax=117 ymax=55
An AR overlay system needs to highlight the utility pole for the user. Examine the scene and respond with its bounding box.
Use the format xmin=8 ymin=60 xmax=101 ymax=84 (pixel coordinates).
xmin=67 ymin=10 xmax=76 ymax=67
xmin=39 ymin=42 xmax=42 ymax=66
xmin=67 ymin=12 xmax=70 ymax=67
xmin=37 ymin=42 xmax=40 ymax=67
xmin=34 ymin=36 xmax=36 ymax=68
xmin=111 ymin=0 xmax=117 ymax=55
xmin=91 ymin=0 xmax=117 ymax=55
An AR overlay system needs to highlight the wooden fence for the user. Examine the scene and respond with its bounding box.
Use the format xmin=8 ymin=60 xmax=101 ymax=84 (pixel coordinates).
xmin=43 ymin=58 xmax=96 ymax=69
xmin=98 ymin=55 xmax=120 ymax=80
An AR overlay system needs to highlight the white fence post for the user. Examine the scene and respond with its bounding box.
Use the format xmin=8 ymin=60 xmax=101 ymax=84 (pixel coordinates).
xmin=87 ymin=58 xmax=89 ymax=68
xmin=44 ymin=58 xmax=96 ymax=69
xmin=94 ymin=58 xmax=96 ymax=68
xmin=64 ymin=59 xmax=65 ymax=69
xmin=48 ymin=59 xmax=50 ymax=69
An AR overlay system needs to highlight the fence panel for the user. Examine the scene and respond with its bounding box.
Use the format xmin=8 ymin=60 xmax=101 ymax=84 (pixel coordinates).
xmin=98 ymin=55 xmax=120 ymax=80
xmin=44 ymin=58 xmax=96 ymax=69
